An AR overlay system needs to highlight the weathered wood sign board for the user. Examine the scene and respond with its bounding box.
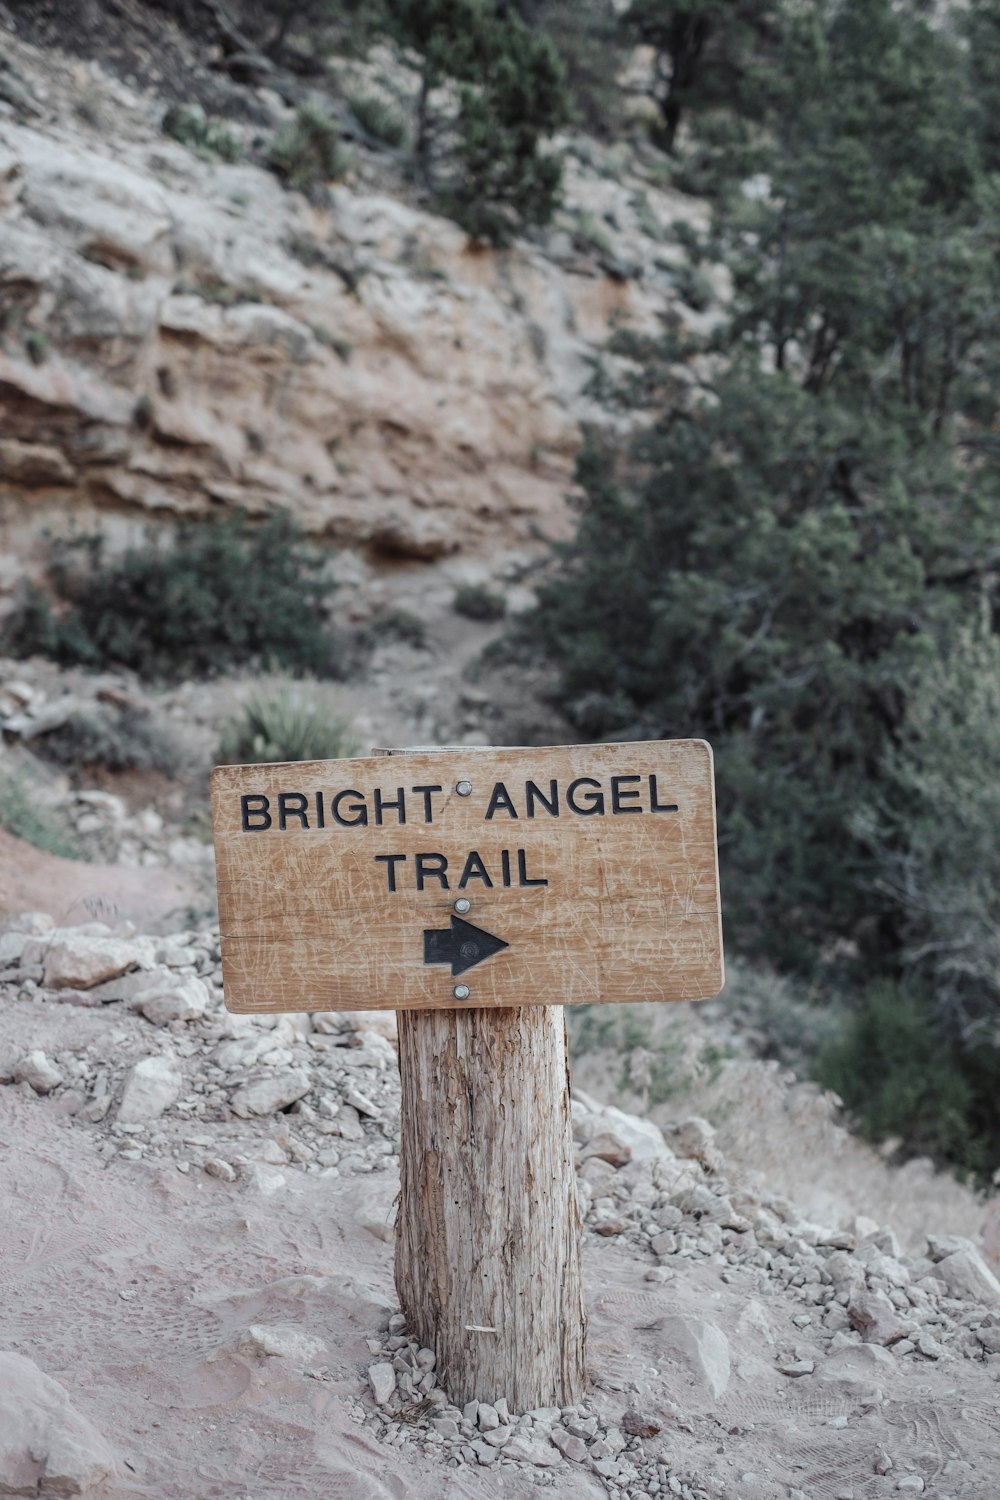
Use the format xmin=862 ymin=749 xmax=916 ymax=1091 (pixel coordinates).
xmin=210 ymin=740 xmax=723 ymax=1014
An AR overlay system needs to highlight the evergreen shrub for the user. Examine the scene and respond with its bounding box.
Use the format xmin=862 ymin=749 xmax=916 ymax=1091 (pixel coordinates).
xmin=2 ymin=516 xmax=338 ymax=682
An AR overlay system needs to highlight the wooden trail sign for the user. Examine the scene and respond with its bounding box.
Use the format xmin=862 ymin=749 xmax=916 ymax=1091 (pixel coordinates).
xmin=210 ymin=738 xmax=724 ymax=1413
xmin=210 ymin=738 xmax=724 ymax=1015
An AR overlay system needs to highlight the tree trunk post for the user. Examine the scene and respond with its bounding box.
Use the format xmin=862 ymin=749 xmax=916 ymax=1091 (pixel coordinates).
xmin=395 ymin=1004 xmax=587 ymax=1412
xmin=377 ymin=747 xmax=587 ymax=1412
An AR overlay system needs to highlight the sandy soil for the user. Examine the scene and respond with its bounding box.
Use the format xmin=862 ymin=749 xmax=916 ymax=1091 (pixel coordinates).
xmin=0 ymin=830 xmax=202 ymax=933
xmin=2 ymin=943 xmax=998 ymax=1500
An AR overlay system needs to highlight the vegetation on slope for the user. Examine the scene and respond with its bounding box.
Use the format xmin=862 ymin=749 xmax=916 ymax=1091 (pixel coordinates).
xmin=520 ymin=0 xmax=1000 ymax=1176
xmin=2 ymin=516 xmax=339 ymax=683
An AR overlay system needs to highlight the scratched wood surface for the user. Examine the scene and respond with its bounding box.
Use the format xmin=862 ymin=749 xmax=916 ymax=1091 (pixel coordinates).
xmin=395 ymin=1004 xmax=586 ymax=1408
xmin=210 ymin=739 xmax=724 ymax=1014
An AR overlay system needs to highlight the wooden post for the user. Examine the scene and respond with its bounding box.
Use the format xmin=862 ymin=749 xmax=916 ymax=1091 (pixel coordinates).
xmin=378 ymin=746 xmax=586 ymax=1412
xmin=395 ymin=1004 xmax=587 ymax=1411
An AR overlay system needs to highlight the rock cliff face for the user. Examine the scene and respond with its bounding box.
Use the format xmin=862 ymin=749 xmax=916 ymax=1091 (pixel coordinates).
xmin=0 ymin=29 xmax=707 ymax=597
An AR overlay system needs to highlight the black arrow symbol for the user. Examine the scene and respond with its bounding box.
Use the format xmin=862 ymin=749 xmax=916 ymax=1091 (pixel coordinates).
xmin=423 ymin=915 xmax=510 ymax=977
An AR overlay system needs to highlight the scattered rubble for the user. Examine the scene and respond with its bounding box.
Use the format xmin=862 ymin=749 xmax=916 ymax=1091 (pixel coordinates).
xmin=0 ymin=1352 xmax=120 ymax=1496
xmin=1 ymin=908 xmax=999 ymax=1497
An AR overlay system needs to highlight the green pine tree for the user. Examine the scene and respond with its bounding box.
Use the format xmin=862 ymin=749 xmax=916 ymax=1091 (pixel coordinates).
xmin=525 ymin=0 xmax=1000 ymax=984
xmin=379 ymin=0 xmax=570 ymax=240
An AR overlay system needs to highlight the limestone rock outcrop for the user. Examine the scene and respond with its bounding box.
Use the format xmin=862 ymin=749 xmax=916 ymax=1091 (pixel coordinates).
xmin=0 ymin=42 xmax=703 ymax=590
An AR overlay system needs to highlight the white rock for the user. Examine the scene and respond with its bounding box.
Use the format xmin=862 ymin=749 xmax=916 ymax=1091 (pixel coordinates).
xmin=526 ymin=1405 xmax=562 ymax=1424
xmin=213 ymin=1034 xmax=269 ymax=1071
xmin=230 ymin=1068 xmax=312 ymax=1117
xmin=238 ymin=1325 xmax=326 ymax=1361
xmin=549 ymin=1427 xmax=588 ymax=1461
xmin=0 ymin=1350 xmax=118 ymax=1495
xmin=368 ymin=1362 xmax=396 ymax=1405
xmin=0 ymin=1043 xmax=23 ymax=1082
xmin=597 ymin=1104 xmax=670 ymax=1161
xmin=847 ymin=1290 xmax=907 ymax=1346
xmin=43 ymin=935 xmax=153 ymax=989
xmin=935 ymin=1249 xmax=1000 ymax=1306
xmin=134 ymin=976 xmax=210 ymax=1025
xmin=503 ymin=1435 xmax=562 ymax=1466
xmin=663 ymin=1115 xmax=722 ymax=1169
xmin=117 ymin=1055 xmax=182 ymax=1124
xmin=816 ymin=1344 xmax=893 ymax=1404
xmin=658 ymin=1316 xmax=730 ymax=1397
xmin=0 ymin=931 xmax=30 ymax=965
xmin=203 ymin=1159 xmax=237 ymax=1183
xmin=344 ymin=1084 xmax=380 ymax=1118
xmin=481 ymin=1426 xmax=512 ymax=1448
xmin=477 ymin=1403 xmax=499 ymax=1431
xmin=244 ymin=1163 xmax=288 ymax=1195
xmin=926 ymin=1233 xmax=978 ymax=1262
xmin=9 ymin=911 xmax=54 ymax=934
xmin=335 ymin=1010 xmax=397 ymax=1041
xmin=13 ymin=1049 xmax=63 ymax=1093
xmin=581 ymin=1131 xmax=632 ymax=1167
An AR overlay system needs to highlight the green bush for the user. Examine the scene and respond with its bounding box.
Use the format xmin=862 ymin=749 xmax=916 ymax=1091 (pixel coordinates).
xmin=522 ymin=0 xmax=1000 ymax=973
xmin=268 ymin=103 xmax=347 ymax=191
xmin=219 ymin=684 xmax=359 ymax=764
xmin=373 ymin=608 xmax=428 ymax=647
xmin=348 ymin=92 xmax=408 ymax=148
xmin=453 ymin=584 xmax=507 ymax=622
xmin=24 ymin=331 xmax=48 ymax=365
xmin=162 ymin=104 xmax=241 ymax=162
xmin=860 ymin=626 xmax=1000 ymax=1032
xmin=377 ymin=0 xmax=569 ymax=243
xmin=818 ymin=980 xmax=1000 ymax=1179
xmin=1 ymin=515 xmax=338 ymax=682
xmin=517 ymin=0 xmax=1000 ymax=1174
xmin=0 ymin=769 xmax=81 ymax=860
xmin=34 ymin=706 xmax=180 ymax=777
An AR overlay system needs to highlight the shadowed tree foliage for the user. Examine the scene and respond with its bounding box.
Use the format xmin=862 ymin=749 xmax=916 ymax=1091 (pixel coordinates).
xmin=623 ymin=0 xmax=778 ymax=151
xmin=521 ymin=0 xmax=1000 ymax=1172
xmin=2 ymin=516 xmax=339 ymax=682
xmin=379 ymin=0 xmax=570 ymax=240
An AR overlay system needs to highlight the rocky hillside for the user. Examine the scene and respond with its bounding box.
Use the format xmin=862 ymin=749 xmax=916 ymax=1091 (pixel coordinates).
xmin=0 ymin=14 xmax=708 ymax=605
xmin=1 ymin=909 xmax=999 ymax=1500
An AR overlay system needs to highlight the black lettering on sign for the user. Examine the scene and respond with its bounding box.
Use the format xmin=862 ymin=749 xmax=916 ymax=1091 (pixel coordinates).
xmin=241 ymin=794 xmax=272 ymax=832
xmin=485 ymin=782 xmax=518 ymax=820
xmin=375 ymin=853 xmax=407 ymax=892
xmin=649 ymin=774 xmax=678 ymax=813
xmin=500 ymin=849 xmax=511 ymax=887
xmin=412 ymin=785 xmax=443 ymax=823
xmin=525 ymin=779 xmax=559 ymax=818
xmin=416 ymin=852 xmax=449 ymax=891
xmin=518 ymin=849 xmax=547 ymax=887
xmin=458 ymin=850 xmax=494 ymax=889
xmin=374 ymin=787 xmax=406 ymax=826
xmin=610 ymin=774 xmax=642 ymax=814
xmin=278 ymin=792 xmax=309 ymax=830
xmin=332 ymin=790 xmax=368 ymax=827
xmin=315 ymin=790 xmax=326 ymax=828
xmin=566 ymin=777 xmax=604 ymax=815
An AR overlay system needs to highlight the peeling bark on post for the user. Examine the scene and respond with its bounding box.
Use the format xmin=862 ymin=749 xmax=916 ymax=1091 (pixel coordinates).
xmin=395 ymin=1003 xmax=587 ymax=1412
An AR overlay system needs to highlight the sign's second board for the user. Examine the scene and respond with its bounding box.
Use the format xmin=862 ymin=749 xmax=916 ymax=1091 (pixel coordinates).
xmin=210 ymin=740 xmax=724 ymax=1014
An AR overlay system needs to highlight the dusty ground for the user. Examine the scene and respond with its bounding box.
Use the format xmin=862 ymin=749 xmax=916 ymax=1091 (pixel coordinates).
xmin=1 ymin=914 xmax=999 ymax=1500
xmin=0 ymin=828 xmax=199 ymax=931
